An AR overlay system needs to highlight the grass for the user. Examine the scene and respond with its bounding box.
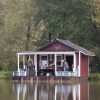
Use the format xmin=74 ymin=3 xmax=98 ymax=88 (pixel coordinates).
xmin=89 ymin=73 xmax=100 ymax=80
xmin=0 ymin=71 xmax=12 ymax=79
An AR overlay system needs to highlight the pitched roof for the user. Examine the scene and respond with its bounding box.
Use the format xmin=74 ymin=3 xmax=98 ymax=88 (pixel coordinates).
xmin=37 ymin=39 xmax=95 ymax=56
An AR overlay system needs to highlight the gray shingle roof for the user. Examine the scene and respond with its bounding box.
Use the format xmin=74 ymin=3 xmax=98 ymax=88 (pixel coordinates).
xmin=37 ymin=39 xmax=95 ymax=56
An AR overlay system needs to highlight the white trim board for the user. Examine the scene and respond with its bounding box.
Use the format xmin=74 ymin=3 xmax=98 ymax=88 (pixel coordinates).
xmin=17 ymin=51 xmax=76 ymax=55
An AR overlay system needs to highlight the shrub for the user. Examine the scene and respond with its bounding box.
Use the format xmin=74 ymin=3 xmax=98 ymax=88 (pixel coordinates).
xmin=89 ymin=73 xmax=100 ymax=80
xmin=0 ymin=71 xmax=12 ymax=79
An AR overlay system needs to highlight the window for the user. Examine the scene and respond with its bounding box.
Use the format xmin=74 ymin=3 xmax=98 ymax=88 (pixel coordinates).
xmin=41 ymin=56 xmax=47 ymax=60
xmin=40 ymin=55 xmax=48 ymax=68
xmin=57 ymin=55 xmax=62 ymax=66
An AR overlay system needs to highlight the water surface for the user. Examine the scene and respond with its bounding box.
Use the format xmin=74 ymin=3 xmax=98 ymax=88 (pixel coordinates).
xmin=0 ymin=80 xmax=100 ymax=100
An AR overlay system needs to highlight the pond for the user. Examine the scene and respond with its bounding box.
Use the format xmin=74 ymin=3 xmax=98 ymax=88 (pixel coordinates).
xmin=0 ymin=80 xmax=100 ymax=100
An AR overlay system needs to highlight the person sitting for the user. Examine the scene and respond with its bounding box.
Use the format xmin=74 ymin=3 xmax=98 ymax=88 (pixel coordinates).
xmin=63 ymin=60 xmax=69 ymax=71
xmin=27 ymin=58 xmax=34 ymax=76
xmin=27 ymin=58 xmax=33 ymax=67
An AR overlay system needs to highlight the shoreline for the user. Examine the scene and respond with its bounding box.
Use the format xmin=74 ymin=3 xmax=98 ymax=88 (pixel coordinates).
xmin=0 ymin=71 xmax=100 ymax=82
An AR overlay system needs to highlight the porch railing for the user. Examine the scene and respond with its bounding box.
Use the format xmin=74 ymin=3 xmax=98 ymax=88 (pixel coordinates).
xmin=56 ymin=69 xmax=79 ymax=77
xmin=13 ymin=71 xmax=27 ymax=77
xmin=13 ymin=69 xmax=79 ymax=77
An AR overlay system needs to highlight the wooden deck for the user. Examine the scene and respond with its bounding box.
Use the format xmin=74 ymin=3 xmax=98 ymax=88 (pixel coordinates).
xmin=12 ymin=76 xmax=83 ymax=84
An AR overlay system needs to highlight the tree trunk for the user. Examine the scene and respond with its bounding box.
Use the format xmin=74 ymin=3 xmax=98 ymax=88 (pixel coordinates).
xmin=25 ymin=20 xmax=31 ymax=51
xmin=48 ymin=32 xmax=51 ymax=42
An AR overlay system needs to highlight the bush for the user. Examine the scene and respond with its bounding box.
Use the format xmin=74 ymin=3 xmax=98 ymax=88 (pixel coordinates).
xmin=0 ymin=71 xmax=12 ymax=79
xmin=0 ymin=66 xmax=3 ymax=71
xmin=89 ymin=73 xmax=100 ymax=80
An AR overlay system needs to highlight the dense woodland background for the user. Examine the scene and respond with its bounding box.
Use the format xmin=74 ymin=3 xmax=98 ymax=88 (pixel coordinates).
xmin=0 ymin=0 xmax=100 ymax=72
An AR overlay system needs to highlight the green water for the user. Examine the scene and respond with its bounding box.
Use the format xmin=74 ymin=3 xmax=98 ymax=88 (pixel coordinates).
xmin=0 ymin=80 xmax=100 ymax=100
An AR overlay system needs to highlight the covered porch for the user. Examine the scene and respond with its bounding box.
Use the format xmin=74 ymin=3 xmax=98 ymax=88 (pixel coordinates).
xmin=13 ymin=51 xmax=79 ymax=77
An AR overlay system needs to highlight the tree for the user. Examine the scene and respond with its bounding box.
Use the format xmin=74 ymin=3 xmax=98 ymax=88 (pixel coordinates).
xmin=0 ymin=0 xmax=38 ymax=70
xmin=36 ymin=0 xmax=93 ymax=47
xmin=36 ymin=0 xmax=100 ymax=72
xmin=90 ymin=0 xmax=100 ymax=72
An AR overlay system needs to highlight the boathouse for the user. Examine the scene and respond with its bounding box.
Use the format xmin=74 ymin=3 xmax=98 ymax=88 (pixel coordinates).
xmin=13 ymin=39 xmax=95 ymax=78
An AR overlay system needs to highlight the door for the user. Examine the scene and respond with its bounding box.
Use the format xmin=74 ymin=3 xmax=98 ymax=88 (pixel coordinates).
xmin=65 ymin=55 xmax=73 ymax=71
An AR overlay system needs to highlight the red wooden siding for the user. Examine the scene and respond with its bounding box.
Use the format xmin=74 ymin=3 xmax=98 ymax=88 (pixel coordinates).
xmin=81 ymin=53 xmax=88 ymax=78
xmin=39 ymin=41 xmax=75 ymax=51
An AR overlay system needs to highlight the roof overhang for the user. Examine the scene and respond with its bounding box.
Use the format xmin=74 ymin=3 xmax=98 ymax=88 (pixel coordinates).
xmin=79 ymin=51 xmax=95 ymax=56
xmin=37 ymin=39 xmax=95 ymax=57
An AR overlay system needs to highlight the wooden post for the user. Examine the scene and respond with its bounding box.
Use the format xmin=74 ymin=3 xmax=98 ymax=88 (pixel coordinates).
xmin=79 ymin=52 xmax=81 ymax=77
xmin=88 ymin=56 xmax=89 ymax=77
xmin=34 ymin=54 xmax=37 ymax=76
xmin=55 ymin=54 xmax=57 ymax=76
xmin=74 ymin=53 xmax=76 ymax=76
xmin=17 ymin=54 xmax=20 ymax=71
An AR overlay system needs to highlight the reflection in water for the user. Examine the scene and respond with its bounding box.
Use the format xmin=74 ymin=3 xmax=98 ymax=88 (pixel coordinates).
xmin=55 ymin=85 xmax=79 ymax=100
xmin=12 ymin=82 xmax=89 ymax=100
xmin=1 ymin=80 xmax=100 ymax=100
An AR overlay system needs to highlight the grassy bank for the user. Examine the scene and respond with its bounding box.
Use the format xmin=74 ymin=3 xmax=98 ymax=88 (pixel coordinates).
xmin=0 ymin=71 xmax=12 ymax=79
xmin=89 ymin=73 xmax=100 ymax=80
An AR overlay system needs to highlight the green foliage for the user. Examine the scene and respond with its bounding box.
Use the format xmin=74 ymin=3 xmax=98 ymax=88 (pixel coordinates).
xmin=0 ymin=71 xmax=12 ymax=79
xmin=0 ymin=0 xmax=100 ymax=72
xmin=90 ymin=0 xmax=100 ymax=72
xmin=0 ymin=0 xmax=39 ymax=70
xmin=36 ymin=0 xmax=93 ymax=46
xmin=35 ymin=0 xmax=100 ymax=72
xmin=89 ymin=73 xmax=100 ymax=80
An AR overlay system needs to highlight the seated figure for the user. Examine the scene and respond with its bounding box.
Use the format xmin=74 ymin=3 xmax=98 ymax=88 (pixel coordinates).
xmin=62 ymin=60 xmax=69 ymax=71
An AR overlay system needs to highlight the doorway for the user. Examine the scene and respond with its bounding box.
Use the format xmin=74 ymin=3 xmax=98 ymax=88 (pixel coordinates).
xmin=65 ymin=55 xmax=73 ymax=71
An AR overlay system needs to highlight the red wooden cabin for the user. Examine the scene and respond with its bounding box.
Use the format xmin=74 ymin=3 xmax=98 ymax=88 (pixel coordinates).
xmin=14 ymin=39 xmax=95 ymax=78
